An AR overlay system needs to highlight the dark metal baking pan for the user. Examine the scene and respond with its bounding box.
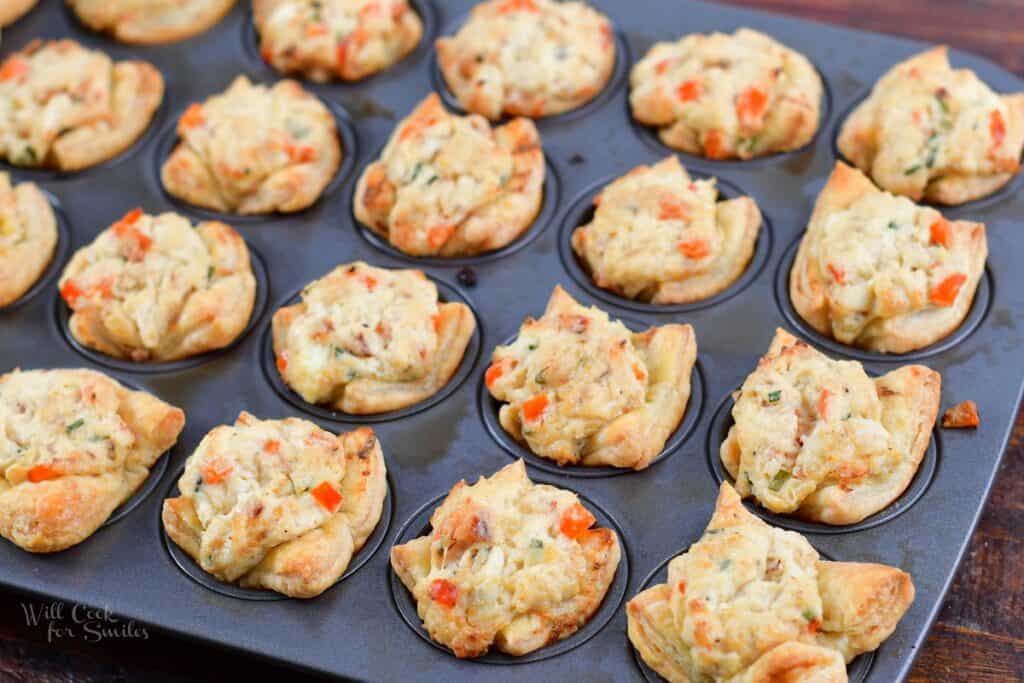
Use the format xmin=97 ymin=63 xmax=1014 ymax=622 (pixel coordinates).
xmin=1 ymin=1 xmax=1022 ymax=681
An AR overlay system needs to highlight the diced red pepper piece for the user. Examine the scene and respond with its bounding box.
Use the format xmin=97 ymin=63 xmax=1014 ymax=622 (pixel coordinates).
xmin=311 ymin=481 xmax=342 ymax=512
xmin=496 ymin=0 xmax=538 ymax=13
xmin=736 ymin=87 xmax=768 ymax=122
xmin=677 ymin=79 xmax=703 ymax=102
xmin=817 ymin=388 xmax=831 ymax=419
xmin=428 ymin=578 xmax=458 ymax=608
xmin=427 ymin=225 xmax=455 ymax=250
xmin=521 ymin=393 xmax=549 ymax=422
xmin=677 ymin=239 xmax=711 ymax=259
xmin=658 ymin=197 xmax=690 ymax=221
xmin=28 ymin=465 xmax=61 ymax=483
xmin=201 ymin=461 xmax=232 ymax=485
xmin=179 ymin=104 xmax=205 ymax=130
xmin=0 ymin=57 xmax=29 ymax=82
xmin=60 ymin=280 xmax=84 ymax=307
xmin=990 ymin=110 xmax=1006 ymax=149
xmin=930 ymin=273 xmax=967 ymax=307
xmin=559 ymin=502 xmax=595 ymax=539
xmin=703 ymin=130 xmax=728 ymax=160
xmin=929 ymin=218 xmax=953 ymax=249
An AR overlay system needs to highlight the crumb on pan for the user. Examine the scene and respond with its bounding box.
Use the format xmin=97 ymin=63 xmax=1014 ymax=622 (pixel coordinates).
xmin=942 ymin=400 xmax=980 ymax=428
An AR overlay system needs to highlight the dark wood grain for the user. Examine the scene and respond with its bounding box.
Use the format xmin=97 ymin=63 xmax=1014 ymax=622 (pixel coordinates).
xmin=0 ymin=1 xmax=1022 ymax=682
xmin=719 ymin=0 xmax=1024 ymax=74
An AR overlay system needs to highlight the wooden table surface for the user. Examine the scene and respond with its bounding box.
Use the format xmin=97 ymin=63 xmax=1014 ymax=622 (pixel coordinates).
xmin=1 ymin=1 xmax=1022 ymax=681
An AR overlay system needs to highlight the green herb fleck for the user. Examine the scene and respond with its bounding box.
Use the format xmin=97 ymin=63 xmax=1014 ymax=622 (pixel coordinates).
xmin=207 ymin=265 xmax=215 ymax=284
xmin=802 ymin=609 xmax=817 ymax=622
xmin=285 ymin=119 xmax=311 ymax=139
xmin=346 ymin=369 xmax=357 ymax=381
xmin=66 ymin=418 xmax=85 ymax=434
xmin=768 ymin=469 xmax=791 ymax=491
xmin=334 ymin=346 xmax=347 ymax=358
xmin=925 ymin=135 xmax=940 ymax=168
xmin=767 ymin=390 xmax=781 ymax=403
xmin=888 ymin=221 xmax=899 ymax=230
xmin=719 ymin=559 xmax=732 ymax=570
xmin=529 ymin=539 xmax=544 ymax=549
xmin=534 ymin=369 xmax=547 ymax=385
xmin=527 ymin=343 xmax=538 ymax=351
xmin=904 ymin=164 xmax=922 ymax=176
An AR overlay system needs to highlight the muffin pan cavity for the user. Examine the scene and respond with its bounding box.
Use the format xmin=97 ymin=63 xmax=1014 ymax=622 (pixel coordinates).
xmin=631 ymin=545 xmax=875 ymax=683
xmin=705 ymin=384 xmax=940 ymax=535
xmin=150 ymin=97 xmax=359 ymax=224
xmin=774 ymin=233 xmax=992 ymax=363
xmin=479 ymin=328 xmax=706 ymax=478
xmin=558 ymin=172 xmax=774 ymax=314
xmin=55 ymin=244 xmax=271 ymax=374
xmin=262 ymin=275 xmax=483 ymax=424
xmin=161 ymin=467 xmax=394 ymax=601
xmin=352 ymin=156 xmax=562 ymax=267
xmin=388 ymin=483 xmax=629 ymax=664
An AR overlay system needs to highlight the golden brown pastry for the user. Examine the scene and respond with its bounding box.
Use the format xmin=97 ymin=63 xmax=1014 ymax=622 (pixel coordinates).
xmin=838 ymin=46 xmax=1024 ymax=205
xmin=0 ymin=173 xmax=58 ymax=307
xmin=630 ymin=28 xmax=822 ymax=160
xmin=162 ymin=412 xmax=386 ymax=598
xmin=571 ymin=156 xmax=762 ymax=303
xmin=254 ymin=0 xmax=423 ymax=82
xmin=354 ymin=93 xmax=544 ymax=257
xmin=485 ymin=286 xmax=696 ymax=469
xmin=720 ymin=329 xmax=940 ymax=525
xmin=0 ymin=40 xmax=164 ymax=171
xmin=67 ymin=0 xmax=236 ymax=44
xmin=627 ymin=482 xmax=915 ymax=683
xmin=790 ymin=162 xmax=987 ymax=354
xmin=0 ymin=0 xmax=37 ymax=27
xmin=272 ymin=261 xmax=475 ymax=414
xmin=161 ymin=76 xmax=341 ymax=215
xmin=58 ymin=209 xmax=256 ymax=362
xmin=435 ymin=0 xmax=615 ymax=120
xmin=0 ymin=368 xmax=185 ymax=553
xmin=391 ymin=460 xmax=620 ymax=657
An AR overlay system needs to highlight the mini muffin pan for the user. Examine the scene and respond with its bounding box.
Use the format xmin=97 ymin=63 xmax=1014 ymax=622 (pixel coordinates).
xmin=1 ymin=2 xmax=1022 ymax=682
